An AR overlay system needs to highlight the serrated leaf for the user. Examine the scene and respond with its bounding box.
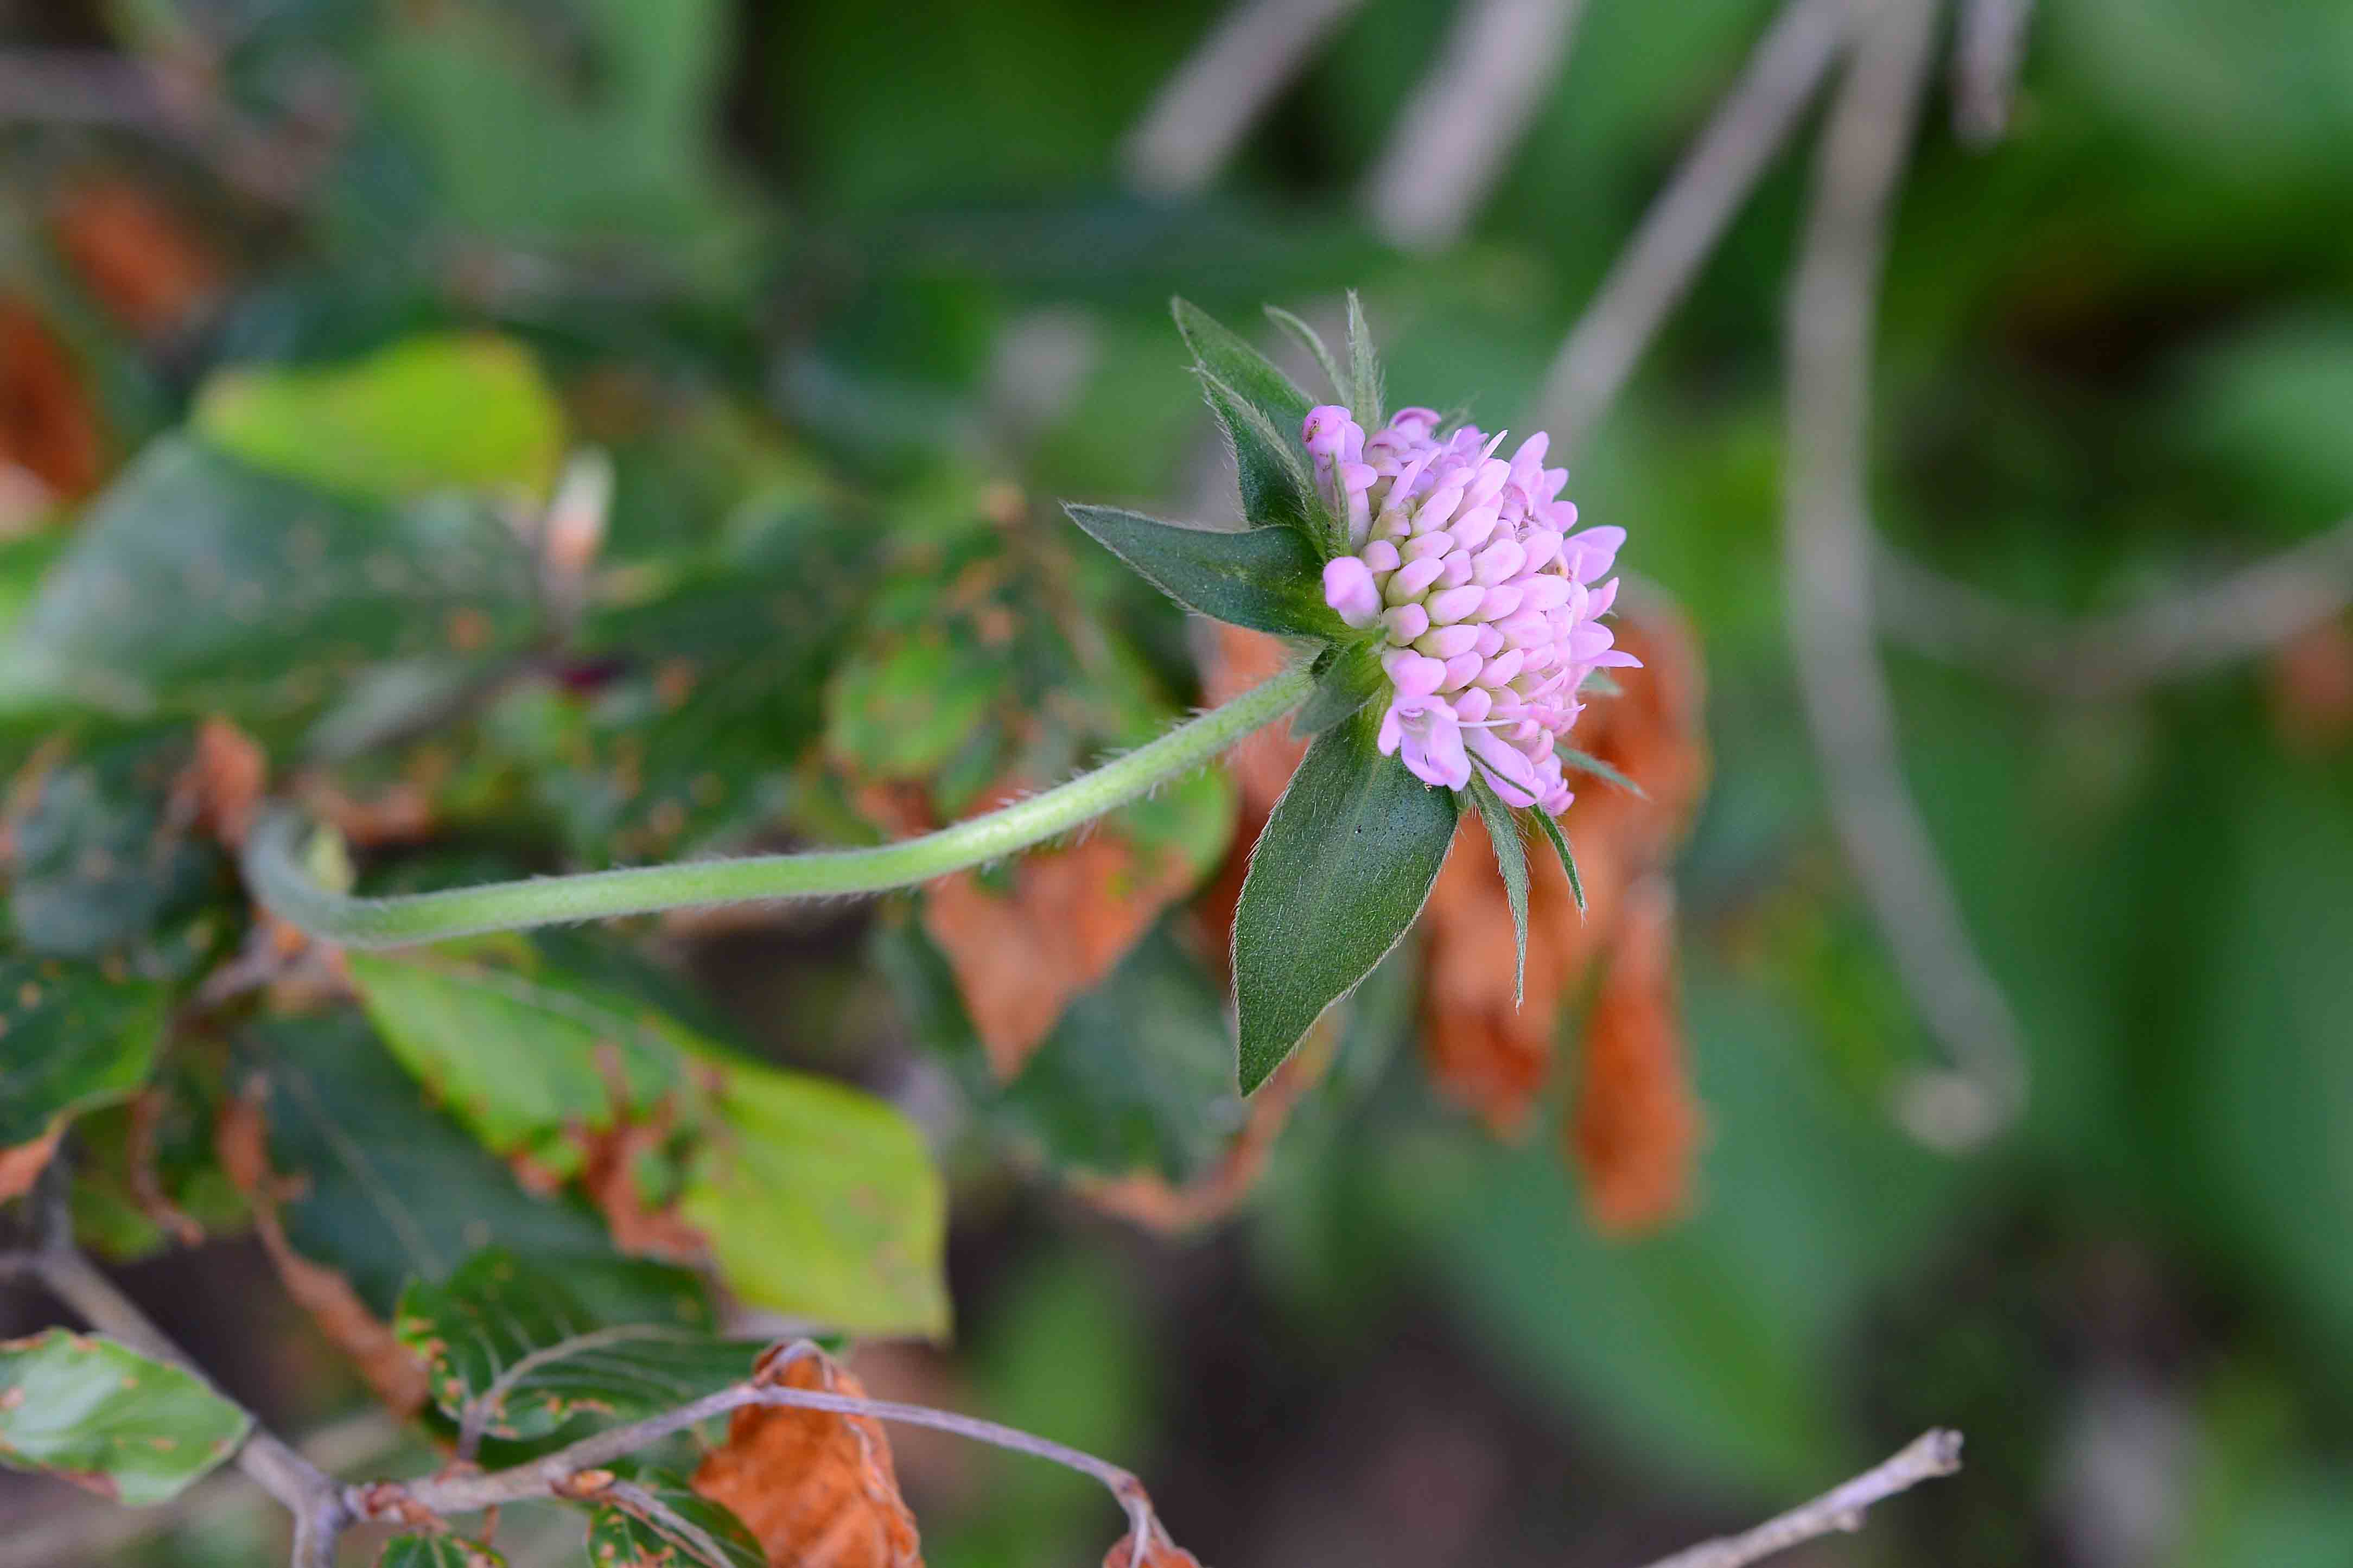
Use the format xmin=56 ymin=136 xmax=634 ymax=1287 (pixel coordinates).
xmin=1344 ymin=291 xmax=1383 ymax=429
xmin=880 ymin=917 xmax=1245 ymax=1185
xmin=0 ymin=956 xmax=173 ymax=1156
xmin=1532 ymin=808 xmax=1587 ymax=914
xmin=581 ymin=1468 xmax=765 ymax=1568
xmin=7 ymin=729 xmax=223 ymax=959
xmin=1264 ymin=305 xmax=1345 ymax=400
xmin=396 ymin=1249 xmax=759 ymax=1446
xmin=1172 ymin=298 xmax=1313 ymax=433
xmin=1557 ymin=745 xmax=1649 ymax=799
xmin=1232 ymin=709 xmax=1460 ymax=1092
xmin=679 ymin=1062 xmax=950 ymax=1338
xmin=1292 ymin=641 xmax=1385 ymax=737
xmin=0 ymin=1330 xmax=251 ymax=1505
xmin=240 ymin=1010 xmax=707 ymax=1321
xmin=1199 ymin=369 xmax=1325 ymax=539
xmin=380 ymin=1533 xmax=507 ymax=1568
xmin=1063 ymin=504 xmax=1337 ymax=636
xmin=12 ymin=438 xmax=536 ymax=721
xmin=1466 ymin=778 xmax=1531 ymax=1006
xmin=195 ymin=334 xmax=564 ymax=505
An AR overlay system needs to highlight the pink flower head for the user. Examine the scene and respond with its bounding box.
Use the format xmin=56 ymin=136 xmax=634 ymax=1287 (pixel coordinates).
xmin=1309 ymin=403 xmax=1636 ymax=813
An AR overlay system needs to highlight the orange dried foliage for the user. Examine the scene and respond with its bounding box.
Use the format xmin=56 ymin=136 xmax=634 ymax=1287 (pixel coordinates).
xmin=182 ymin=716 xmax=269 ymax=847
xmin=50 ymin=179 xmax=221 ymax=340
xmin=692 ymin=1347 xmax=925 ymax=1568
xmin=577 ymin=1116 xmax=707 ymax=1261
xmin=217 ymin=1088 xmax=430 ymax=1414
xmin=1568 ymin=877 xmax=1701 ymax=1233
xmin=862 ymin=782 xmax=1197 ymax=1081
xmin=1412 ymin=597 xmax=1710 ymax=1230
xmin=2268 ymin=615 xmax=2353 ymax=752
xmin=0 ymin=1121 xmax=66 ymax=1203
xmin=0 ymin=294 xmax=103 ymax=502
xmin=1103 ymin=1533 xmax=1206 ymax=1568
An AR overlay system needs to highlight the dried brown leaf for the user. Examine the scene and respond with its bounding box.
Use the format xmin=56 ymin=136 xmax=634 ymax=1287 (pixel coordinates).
xmin=0 ymin=293 xmax=103 ymax=503
xmin=181 ymin=717 xmax=268 ymax=847
xmin=1567 ymin=876 xmax=1702 ymax=1233
xmin=0 ymin=1120 xmax=65 ymax=1203
xmin=2268 ymin=615 xmax=2353 ymax=753
xmin=1102 ymin=1533 xmax=1206 ymax=1568
xmin=692 ymin=1347 xmax=924 ymax=1568
xmin=51 ymin=179 xmax=221 ymax=340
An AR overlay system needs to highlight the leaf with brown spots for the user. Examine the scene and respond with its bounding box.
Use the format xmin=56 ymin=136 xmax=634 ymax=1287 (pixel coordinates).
xmin=583 ymin=1468 xmax=765 ymax=1568
xmin=50 ymin=178 xmax=221 ymax=341
xmin=1567 ymin=877 xmax=1702 ymax=1233
xmin=692 ymin=1347 xmax=924 ymax=1568
xmin=0 ymin=1329 xmax=251 ymax=1505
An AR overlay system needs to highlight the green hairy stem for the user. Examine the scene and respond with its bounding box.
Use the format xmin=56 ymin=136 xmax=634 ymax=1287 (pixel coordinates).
xmin=244 ymin=664 xmax=1315 ymax=948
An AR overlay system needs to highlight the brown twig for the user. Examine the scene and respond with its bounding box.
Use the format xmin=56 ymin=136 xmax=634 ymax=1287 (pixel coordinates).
xmin=1872 ymin=518 xmax=2353 ymax=699
xmin=1532 ymin=0 xmax=1861 ymax=447
xmin=1122 ymin=0 xmax=1369 ymax=196
xmin=1360 ymin=0 xmax=1590 ymax=249
xmin=1783 ymin=0 xmax=2028 ymax=1149
xmin=1636 ymin=1430 xmax=1964 ymax=1568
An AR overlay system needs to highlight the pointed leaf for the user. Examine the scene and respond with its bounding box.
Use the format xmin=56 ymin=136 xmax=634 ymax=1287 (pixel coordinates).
xmin=582 ymin=1469 xmax=765 ymax=1568
xmin=379 ymin=1534 xmax=506 ymax=1568
xmin=1264 ymin=305 xmax=1345 ymax=401
xmin=1064 ymin=503 xmax=1338 ymax=637
xmin=1557 ymin=745 xmax=1648 ymax=799
xmin=1292 ymin=640 xmax=1385 ymax=737
xmin=1198 ymin=369 xmax=1325 ymax=539
xmin=1345 ymin=291 xmax=1383 ymax=429
xmin=0 ymin=1330 xmax=251 ymax=1505
xmin=396 ymin=1249 xmax=761 ymax=1447
xmin=1171 ymin=298 xmax=1313 ymax=432
xmin=1532 ymin=808 xmax=1587 ymax=914
xmin=1467 ymin=777 xmax=1531 ymax=1006
xmin=1232 ymin=709 xmax=1460 ymax=1092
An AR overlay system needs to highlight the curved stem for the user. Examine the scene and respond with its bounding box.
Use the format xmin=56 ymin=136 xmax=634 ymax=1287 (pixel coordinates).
xmin=245 ymin=664 xmax=1315 ymax=949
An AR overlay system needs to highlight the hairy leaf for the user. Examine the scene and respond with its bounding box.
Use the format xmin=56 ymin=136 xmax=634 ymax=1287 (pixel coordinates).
xmin=1343 ymin=290 xmax=1383 ymax=429
xmin=1557 ymin=745 xmax=1649 ymax=799
xmin=1171 ymin=298 xmax=1313 ymax=432
xmin=1532 ymin=807 xmax=1587 ymax=914
xmin=1232 ymin=709 xmax=1459 ymax=1092
xmin=397 ymin=1249 xmax=759 ymax=1446
xmin=1063 ymin=503 xmax=1337 ymax=637
xmin=0 ymin=1330 xmax=250 ymax=1505
xmin=1290 ymin=641 xmax=1384 ymax=738
xmin=1199 ymin=370 xmax=1323 ymax=539
xmin=1263 ymin=304 xmax=1344 ymax=400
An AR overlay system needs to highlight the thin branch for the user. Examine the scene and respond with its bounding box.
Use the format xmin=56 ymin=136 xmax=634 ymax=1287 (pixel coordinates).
xmin=1951 ymin=0 xmax=2036 ymax=146
xmin=1122 ymin=0 xmax=1368 ymax=196
xmin=19 ymin=1235 xmax=351 ymax=1566
xmin=1532 ymin=0 xmax=1860 ymax=448
xmin=1783 ymin=0 xmax=2028 ymax=1149
xmin=1360 ymin=0 xmax=1589 ymax=250
xmin=1872 ymin=517 xmax=2353 ymax=699
xmin=367 ymin=1359 xmax=1164 ymax=1558
xmin=1637 ymin=1429 xmax=1964 ymax=1568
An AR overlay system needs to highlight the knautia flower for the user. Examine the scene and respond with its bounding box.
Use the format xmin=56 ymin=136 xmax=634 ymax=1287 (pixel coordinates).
xmin=1064 ymin=295 xmax=1647 ymax=1091
xmin=1305 ymin=404 xmax=1635 ymax=813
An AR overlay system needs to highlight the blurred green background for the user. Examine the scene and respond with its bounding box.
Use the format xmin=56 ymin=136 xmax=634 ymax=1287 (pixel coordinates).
xmin=3 ymin=0 xmax=2353 ymax=1564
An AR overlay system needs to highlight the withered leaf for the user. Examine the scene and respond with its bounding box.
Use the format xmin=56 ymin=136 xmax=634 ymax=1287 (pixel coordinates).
xmin=692 ymin=1347 xmax=924 ymax=1568
xmin=1567 ymin=876 xmax=1702 ymax=1234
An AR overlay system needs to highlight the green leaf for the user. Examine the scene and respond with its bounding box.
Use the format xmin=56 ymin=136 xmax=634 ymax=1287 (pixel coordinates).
xmin=1466 ymin=778 xmax=1530 ymax=1006
xmin=1232 ymin=708 xmax=1460 ymax=1092
xmin=12 ymin=439 xmax=535 ymax=721
xmin=1199 ymin=369 xmax=1325 ymax=539
xmin=396 ymin=1250 xmax=758 ymax=1446
xmin=1063 ymin=503 xmax=1338 ymax=637
xmin=195 ymin=334 xmax=565 ymax=505
xmin=1292 ymin=641 xmax=1385 ymax=737
xmin=1344 ymin=291 xmax=1383 ymax=429
xmin=823 ymin=630 xmax=1004 ymax=782
xmin=1557 ymin=745 xmax=1648 ymax=799
xmin=0 ymin=1330 xmax=251 ymax=1505
xmin=580 ymin=1467 xmax=765 ymax=1568
xmin=0 ymin=956 xmax=173 ymax=1151
xmin=7 ymin=729 xmax=224 ymax=960
xmin=239 ymin=1010 xmax=707 ymax=1320
xmin=1264 ymin=304 xmax=1346 ymax=401
xmin=379 ymin=1533 xmax=506 ymax=1568
xmin=880 ymin=917 xmax=1245 ymax=1185
xmin=1530 ymin=806 xmax=1586 ymax=913
xmin=679 ymin=1060 xmax=950 ymax=1337
xmin=1171 ymin=298 xmax=1313 ymax=433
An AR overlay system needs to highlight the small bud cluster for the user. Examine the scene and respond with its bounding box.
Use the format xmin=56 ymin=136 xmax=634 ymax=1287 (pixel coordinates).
xmin=1308 ymin=405 xmax=1635 ymax=812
